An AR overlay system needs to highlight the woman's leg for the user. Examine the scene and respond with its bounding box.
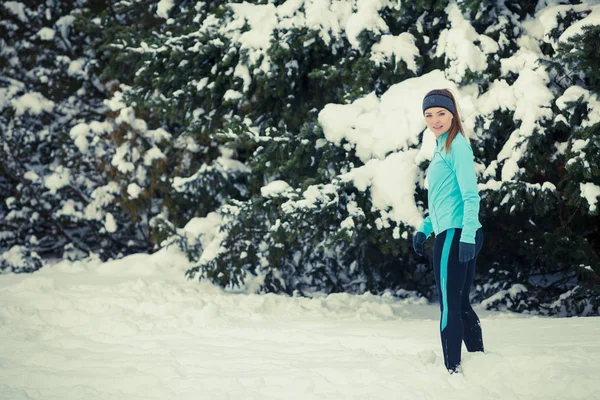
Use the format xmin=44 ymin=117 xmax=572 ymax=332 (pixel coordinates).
xmin=461 ymin=228 xmax=484 ymax=352
xmin=433 ymin=228 xmax=467 ymax=372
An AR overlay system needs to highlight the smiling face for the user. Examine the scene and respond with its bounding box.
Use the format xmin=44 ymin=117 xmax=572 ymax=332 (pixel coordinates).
xmin=424 ymin=107 xmax=454 ymax=137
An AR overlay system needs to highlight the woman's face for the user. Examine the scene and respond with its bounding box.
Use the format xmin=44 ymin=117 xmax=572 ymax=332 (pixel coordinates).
xmin=424 ymin=107 xmax=453 ymax=137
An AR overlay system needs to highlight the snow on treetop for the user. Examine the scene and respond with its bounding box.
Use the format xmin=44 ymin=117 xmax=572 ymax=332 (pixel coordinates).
xmin=341 ymin=150 xmax=424 ymax=229
xmin=198 ymin=0 xmax=395 ymax=75
xmin=261 ymin=180 xmax=293 ymax=198
xmin=556 ymin=86 xmax=600 ymax=128
xmin=524 ymin=3 xmax=600 ymax=46
xmin=10 ymin=92 xmax=55 ymax=116
xmin=44 ymin=166 xmax=72 ymax=195
xmin=580 ymin=182 xmax=600 ymax=212
xmin=2 ymin=1 xmax=28 ymax=22
xmin=437 ymin=3 xmax=498 ymax=83
xmin=36 ymin=27 xmax=55 ymax=41
xmin=560 ymin=5 xmax=600 ymax=42
xmin=370 ymin=33 xmax=420 ymax=73
xmin=156 ymin=0 xmax=175 ymax=19
xmin=318 ymin=70 xmax=464 ymax=164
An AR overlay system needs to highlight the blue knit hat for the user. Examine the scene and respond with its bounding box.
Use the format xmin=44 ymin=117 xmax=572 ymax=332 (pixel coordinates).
xmin=422 ymin=93 xmax=455 ymax=115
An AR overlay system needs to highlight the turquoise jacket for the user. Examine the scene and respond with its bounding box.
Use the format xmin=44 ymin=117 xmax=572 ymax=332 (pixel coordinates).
xmin=418 ymin=132 xmax=482 ymax=244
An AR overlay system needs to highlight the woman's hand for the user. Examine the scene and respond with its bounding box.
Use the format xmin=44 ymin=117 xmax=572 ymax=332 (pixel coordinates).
xmin=413 ymin=232 xmax=427 ymax=257
xmin=459 ymin=242 xmax=476 ymax=263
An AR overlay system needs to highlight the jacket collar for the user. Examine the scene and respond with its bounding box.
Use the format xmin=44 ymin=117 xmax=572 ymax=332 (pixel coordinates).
xmin=435 ymin=132 xmax=449 ymax=150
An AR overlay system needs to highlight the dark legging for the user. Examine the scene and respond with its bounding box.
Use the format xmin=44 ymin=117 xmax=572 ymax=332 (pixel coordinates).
xmin=433 ymin=228 xmax=484 ymax=372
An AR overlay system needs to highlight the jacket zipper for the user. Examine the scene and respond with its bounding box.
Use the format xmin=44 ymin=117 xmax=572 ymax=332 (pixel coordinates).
xmin=430 ymin=149 xmax=454 ymax=234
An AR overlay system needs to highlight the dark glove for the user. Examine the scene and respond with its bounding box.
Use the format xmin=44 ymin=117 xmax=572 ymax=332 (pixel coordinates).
xmin=412 ymin=232 xmax=427 ymax=257
xmin=459 ymin=242 xmax=476 ymax=263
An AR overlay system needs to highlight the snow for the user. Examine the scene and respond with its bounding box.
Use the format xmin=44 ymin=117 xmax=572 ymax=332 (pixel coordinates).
xmin=341 ymin=150 xmax=424 ymax=229
xmin=85 ymin=182 xmax=120 ymax=221
xmin=112 ymin=143 xmax=135 ymax=174
xmin=3 ymin=2 xmax=600 ymax=397
xmin=55 ymin=199 xmax=82 ymax=220
xmin=436 ymin=3 xmax=496 ymax=83
xmin=340 ymin=216 xmax=355 ymax=230
xmin=37 ymin=27 xmax=56 ymax=41
xmin=480 ymin=284 xmax=528 ymax=309
xmin=104 ymin=212 xmax=117 ymax=233
xmin=1 ymin=251 xmax=599 ymax=400
xmin=172 ymin=157 xmax=251 ymax=194
xmin=0 ymin=78 xmax=24 ymax=111
xmin=580 ymin=182 xmax=600 ymax=212
xmin=317 ymin=70 xmax=480 ymax=230
xmin=54 ymin=15 xmax=76 ymax=48
xmin=567 ymin=139 xmax=590 ymax=167
xmin=559 ymin=5 xmax=600 ymax=42
xmin=318 ymin=70 xmax=468 ymax=164
xmin=144 ymin=128 xmax=171 ymax=143
xmin=181 ymin=212 xmax=222 ymax=249
xmin=69 ymin=123 xmax=91 ymax=152
xmin=477 ymin=66 xmax=554 ymax=183
xmin=511 ymin=70 xmax=554 ymax=134
xmin=143 ymin=147 xmax=167 ymax=166
xmin=195 ymin=78 xmax=209 ymax=92
xmin=281 ymin=184 xmax=338 ymax=212
xmin=0 ymin=246 xmax=28 ymax=268
xmin=104 ymin=89 xmax=128 ymax=111
xmin=261 ymin=180 xmax=293 ymax=198
xmin=67 ymin=58 xmax=87 ymax=78
xmin=206 ymin=0 xmax=397 ymax=75
xmin=542 ymin=181 xmax=557 ymax=192
xmin=370 ymin=33 xmax=420 ymax=73
xmin=156 ymin=0 xmax=175 ymax=19
xmin=525 ymin=4 xmax=595 ymax=42
xmin=10 ymin=92 xmax=55 ymax=116
xmin=116 ymin=107 xmax=147 ymax=131
xmin=556 ymin=86 xmax=600 ymax=127
xmin=572 ymin=139 xmax=590 ymax=154
xmin=344 ymin=0 xmax=390 ymax=49
xmin=500 ymin=158 xmax=521 ymax=182
xmin=224 ymin=89 xmax=243 ymax=101
xmin=127 ymin=183 xmax=142 ymax=199
xmin=44 ymin=166 xmax=72 ymax=194
xmin=2 ymin=1 xmax=28 ymax=22
xmin=234 ymin=64 xmax=252 ymax=92
xmin=23 ymin=171 xmax=41 ymax=183
xmin=225 ymin=3 xmax=279 ymax=73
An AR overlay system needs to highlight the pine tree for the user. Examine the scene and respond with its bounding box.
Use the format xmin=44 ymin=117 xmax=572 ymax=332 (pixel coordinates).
xmin=471 ymin=13 xmax=600 ymax=315
xmin=0 ymin=0 xmax=133 ymax=268
xmin=184 ymin=122 xmax=425 ymax=295
xmin=2 ymin=0 xmax=598 ymax=316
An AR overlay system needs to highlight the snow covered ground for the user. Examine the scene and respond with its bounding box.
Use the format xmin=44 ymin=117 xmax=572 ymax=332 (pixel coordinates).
xmin=1 ymin=248 xmax=599 ymax=400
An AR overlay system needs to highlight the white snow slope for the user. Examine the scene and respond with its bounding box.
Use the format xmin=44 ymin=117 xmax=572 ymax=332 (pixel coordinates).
xmin=1 ymin=248 xmax=599 ymax=400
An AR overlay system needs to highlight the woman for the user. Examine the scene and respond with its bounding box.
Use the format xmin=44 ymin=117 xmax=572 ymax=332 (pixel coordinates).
xmin=413 ymin=89 xmax=484 ymax=374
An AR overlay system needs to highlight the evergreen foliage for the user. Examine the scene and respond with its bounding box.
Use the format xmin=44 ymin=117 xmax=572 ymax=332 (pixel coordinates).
xmin=470 ymin=19 xmax=600 ymax=315
xmin=1 ymin=0 xmax=599 ymax=316
xmin=0 ymin=0 xmax=134 ymax=266
xmin=554 ymin=25 xmax=600 ymax=93
xmin=183 ymin=123 xmax=425 ymax=295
